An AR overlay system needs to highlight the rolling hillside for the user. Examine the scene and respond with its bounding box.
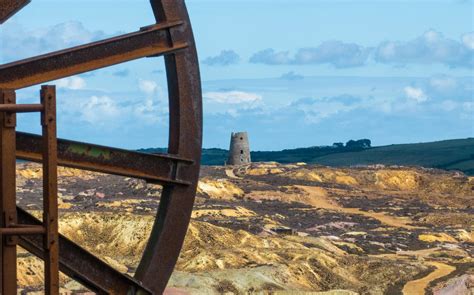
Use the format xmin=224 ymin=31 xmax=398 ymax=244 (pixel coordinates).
xmin=140 ymin=138 xmax=474 ymax=175
xmin=313 ymin=138 xmax=474 ymax=175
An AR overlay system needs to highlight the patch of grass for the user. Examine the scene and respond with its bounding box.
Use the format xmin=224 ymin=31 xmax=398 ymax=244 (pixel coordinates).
xmin=314 ymin=138 xmax=474 ymax=175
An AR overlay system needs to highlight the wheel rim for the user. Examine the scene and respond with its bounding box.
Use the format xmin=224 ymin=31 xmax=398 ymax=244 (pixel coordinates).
xmin=0 ymin=0 xmax=202 ymax=294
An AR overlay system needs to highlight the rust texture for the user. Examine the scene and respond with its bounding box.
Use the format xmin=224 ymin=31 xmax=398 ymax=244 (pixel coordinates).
xmin=16 ymin=132 xmax=194 ymax=186
xmin=0 ymin=0 xmax=202 ymax=294
xmin=0 ymin=89 xmax=18 ymax=294
xmin=0 ymin=0 xmax=30 ymax=24
xmin=0 ymin=87 xmax=61 ymax=294
xmin=41 ymin=86 xmax=59 ymax=294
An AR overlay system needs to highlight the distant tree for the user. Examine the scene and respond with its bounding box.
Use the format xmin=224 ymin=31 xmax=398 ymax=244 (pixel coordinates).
xmin=345 ymin=140 xmax=357 ymax=148
xmin=359 ymin=139 xmax=371 ymax=148
xmin=333 ymin=142 xmax=344 ymax=148
xmin=345 ymin=139 xmax=371 ymax=149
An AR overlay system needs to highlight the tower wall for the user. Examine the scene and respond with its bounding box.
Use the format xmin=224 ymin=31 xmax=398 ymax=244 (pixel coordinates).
xmin=227 ymin=132 xmax=251 ymax=165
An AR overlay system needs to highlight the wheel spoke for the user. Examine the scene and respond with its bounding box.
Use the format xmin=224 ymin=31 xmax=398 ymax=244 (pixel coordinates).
xmin=17 ymin=208 xmax=152 ymax=295
xmin=0 ymin=21 xmax=187 ymax=90
xmin=16 ymin=132 xmax=193 ymax=186
xmin=2 ymin=0 xmax=203 ymax=293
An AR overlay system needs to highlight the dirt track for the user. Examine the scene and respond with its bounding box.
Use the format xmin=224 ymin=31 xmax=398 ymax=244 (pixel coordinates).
xmin=298 ymin=186 xmax=419 ymax=229
xmin=402 ymin=262 xmax=456 ymax=295
xmin=16 ymin=163 xmax=474 ymax=294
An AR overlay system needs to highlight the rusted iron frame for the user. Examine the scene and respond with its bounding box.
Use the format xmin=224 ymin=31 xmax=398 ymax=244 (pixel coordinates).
xmin=1 ymin=0 xmax=203 ymax=293
xmin=0 ymin=0 xmax=30 ymax=24
xmin=134 ymin=1 xmax=203 ymax=293
xmin=16 ymin=132 xmax=193 ymax=186
xmin=0 ymin=104 xmax=43 ymax=112
xmin=0 ymin=87 xmax=61 ymax=294
xmin=17 ymin=207 xmax=152 ymax=295
xmin=0 ymin=89 xmax=18 ymax=294
xmin=0 ymin=225 xmax=44 ymax=235
xmin=41 ymin=85 xmax=59 ymax=295
xmin=0 ymin=21 xmax=187 ymax=90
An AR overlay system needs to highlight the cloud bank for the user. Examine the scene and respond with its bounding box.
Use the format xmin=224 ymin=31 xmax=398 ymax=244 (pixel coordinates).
xmin=374 ymin=30 xmax=474 ymax=68
xmin=204 ymin=91 xmax=262 ymax=104
xmin=250 ymin=30 xmax=474 ymax=68
xmin=1 ymin=21 xmax=106 ymax=62
xmin=203 ymin=50 xmax=240 ymax=66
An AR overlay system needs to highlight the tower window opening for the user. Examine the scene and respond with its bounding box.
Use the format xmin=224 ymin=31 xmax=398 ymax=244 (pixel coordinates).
xmin=240 ymin=150 xmax=244 ymax=154
xmin=240 ymin=137 xmax=243 ymax=140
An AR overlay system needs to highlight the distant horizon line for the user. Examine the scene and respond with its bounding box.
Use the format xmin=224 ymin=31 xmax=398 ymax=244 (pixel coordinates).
xmin=140 ymin=137 xmax=473 ymax=152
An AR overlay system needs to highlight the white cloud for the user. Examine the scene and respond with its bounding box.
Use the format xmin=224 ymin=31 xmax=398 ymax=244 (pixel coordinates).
xmin=290 ymin=96 xmax=361 ymax=124
xmin=294 ymin=42 xmax=371 ymax=68
xmin=56 ymin=76 xmax=86 ymax=90
xmin=375 ymin=30 xmax=474 ymax=68
xmin=133 ymin=98 xmax=167 ymax=124
xmin=404 ymin=86 xmax=428 ymax=103
xmin=1 ymin=21 xmax=105 ymax=62
xmin=249 ymin=30 xmax=474 ymax=69
xmin=462 ymin=32 xmax=474 ymax=50
xmin=439 ymin=100 xmax=459 ymax=111
xmin=227 ymin=109 xmax=239 ymax=118
xmin=203 ymin=50 xmax=240 ymax=66
xmin=463 ymin=101 xmax=474 ymax=111
xmin=424 ymin=30 xmax=441 ymax=43
xmin=249 ymin=49 xmax=291 ymax=65
xmin=80 ymin=95 xmax=121 ymax=124
xmin=139 ymin=80 xmax=158 ymax=95
xmin=429 ymin=76 xmax=457 ymax=90
xmin=203 ymin=91 xmax=262 ymax=104
xmin=250 ymin=42 xmax=370 ymax=68
xmin=136 ymin=80 xmax=166 ymax=123
xmin=55 ymin=78 xmax=168 ymax=126
xmin=301 ymin=101 xmax=354 ymax=123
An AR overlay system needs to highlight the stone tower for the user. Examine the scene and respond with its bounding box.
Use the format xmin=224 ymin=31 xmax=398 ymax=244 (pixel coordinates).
xmin=227 ymin=132 xmax=251 ymax=165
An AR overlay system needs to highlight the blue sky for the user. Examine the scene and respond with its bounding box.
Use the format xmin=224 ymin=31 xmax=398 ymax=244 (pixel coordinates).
xmin=0 ymin=0 xmax=473 ymax=150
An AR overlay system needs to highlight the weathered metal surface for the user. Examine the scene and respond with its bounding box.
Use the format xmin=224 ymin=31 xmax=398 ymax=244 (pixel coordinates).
xmin=0 ymin=21 xmax=187 ymax=90
xmin=0 ymin=0 xmax=30 ymax=24
xmin=18 ymin=207 xmax=153 ymax=295
xmin=0 ymin=88 xmax=61 ymax=294
xmin=16 ymin=132 xmax=193 ymax=186
xmin=0 ymin=103 xmax=43 ymax=112
xmin=1 ymin=0 xmax=203 ymax=293
xmin=0 ymin=225 xmax=45 ymax=235
xmin=0 ymin=89 xmax=18 ymax=294
xmin=41 ymin=86 xmax=59 ymax=294
xmin=134 ymin=1 xmax=203 ymax=293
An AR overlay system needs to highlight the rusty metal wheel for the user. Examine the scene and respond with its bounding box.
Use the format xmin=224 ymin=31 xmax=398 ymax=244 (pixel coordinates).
xmin=0 ymin=0 xmax=202 ymax=294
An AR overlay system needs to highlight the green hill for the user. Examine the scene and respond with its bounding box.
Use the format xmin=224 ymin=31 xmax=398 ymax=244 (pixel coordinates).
xmin=312 ymin=138 xmax=474 ymax=175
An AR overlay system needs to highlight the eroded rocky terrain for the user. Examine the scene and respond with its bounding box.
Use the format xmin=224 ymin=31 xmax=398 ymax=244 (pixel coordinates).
xmin=15 ymin=162 xmax=474 ymax=294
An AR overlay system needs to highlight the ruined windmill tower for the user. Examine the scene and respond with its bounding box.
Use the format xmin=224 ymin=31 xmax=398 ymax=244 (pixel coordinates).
xmin=227 ymin=132 xmax=251 ymax=165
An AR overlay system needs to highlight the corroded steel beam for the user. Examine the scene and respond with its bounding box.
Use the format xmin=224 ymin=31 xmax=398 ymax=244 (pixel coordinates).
xmin=16 ymin=132 xmax=193 ymax=186
xmin=0 ymin=21 xmax=187 ymax=90
xmin=0 ymin=89 xmax=18 ymax=294
xmin=17 ymin=207 xmax=152 ymax=295
xmin=0 ymin=0 xmax=30 ymax=24
xmin=2 ymin=0 xmax=203 ymax=292
xmin=41 ymin=86 xmax=60 ymax=294
xmin=0 ymin=103 xmax=43 ymax=113
xmin=134 ymin=1 xmax=203 ymax=293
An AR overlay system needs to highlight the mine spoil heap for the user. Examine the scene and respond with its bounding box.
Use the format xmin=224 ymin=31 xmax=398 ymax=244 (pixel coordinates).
xmin=15 ymin=162 xmax=474 ymax=294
